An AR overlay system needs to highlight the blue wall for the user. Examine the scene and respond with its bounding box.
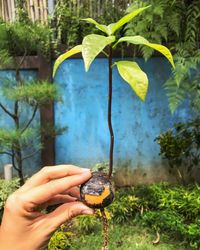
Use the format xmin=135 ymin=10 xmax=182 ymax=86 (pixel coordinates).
xmin=54 ymin=57 xmax=192 ymax=184
xmin=0 ymin=59 xmax=193 ymax=183
xmin=0 ymin=70 xmax=41 ymax=176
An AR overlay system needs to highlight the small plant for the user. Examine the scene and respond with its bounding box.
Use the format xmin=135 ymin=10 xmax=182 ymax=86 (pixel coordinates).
xmin=0 ymin=178 xmax=20 ymax=222
xmin=156 ymin=119 xmax=200 ymax=184
xmin=53 ymin=5 xmax=174 ymax=249
xmin=48 ymin=224 xmax=74 ymax=250
xmin=53 ymin=5 xmax=174 ymax=181
xmin=0 ymin=16 xmax=59 ymax=185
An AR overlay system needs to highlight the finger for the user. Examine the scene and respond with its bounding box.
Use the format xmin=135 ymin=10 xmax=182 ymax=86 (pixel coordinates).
xmin=23 ymin=165 xmax=90 ymax=190
xmin=22 ymin=170 xmax=91 ymax=208
xmin=43 ymin=201 xmax=94 ymax=230
xmin=41 ymin=194 xmax=78 ymax=209
xmin=62 ymin=187 xmax=80 ymax=199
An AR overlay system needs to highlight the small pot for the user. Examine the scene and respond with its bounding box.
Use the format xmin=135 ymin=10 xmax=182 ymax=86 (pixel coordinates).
xmin=80 ymin=171 xmax=114 ymax=209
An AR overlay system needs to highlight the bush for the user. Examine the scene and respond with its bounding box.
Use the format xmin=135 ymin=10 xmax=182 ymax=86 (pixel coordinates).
xmin=48 ymin=183 xmax=200 ymax=249
xmin=156 ymin=119 xmax=200 ymax=184
xmin=0 ymin=178 xmax=20 ymax=222
xmin=48 ymin=227 xmax=74 ymax=250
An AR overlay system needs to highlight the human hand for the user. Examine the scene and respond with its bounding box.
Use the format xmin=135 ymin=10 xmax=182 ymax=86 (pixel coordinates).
xmin=0 ymin=165 xmax=93 ymax=250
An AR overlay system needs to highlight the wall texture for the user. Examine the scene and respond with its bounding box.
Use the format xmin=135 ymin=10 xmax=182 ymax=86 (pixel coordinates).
xmin=54 ymin=57 xmax=193 ymax=185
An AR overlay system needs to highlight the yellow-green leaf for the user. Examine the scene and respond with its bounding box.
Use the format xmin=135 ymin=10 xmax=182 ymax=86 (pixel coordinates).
xmin=110 ymin=6 xmax=151 ymax=35
xmin=53 ymin=45 xmax=82 ymax=78
xmin=116 ymin=61 xmax=148 ymax=101
xmin=115 ymin=36 xmax=175 ymax=68
xmin=82 ymin=18 xmax=109 ymax=35
xmin=82 ymin=34 xmax=115 ymax=72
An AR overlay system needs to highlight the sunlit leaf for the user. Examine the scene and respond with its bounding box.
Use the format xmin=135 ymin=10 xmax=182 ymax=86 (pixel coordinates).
xmin=110 ymin=6 xmax=151 ymax=35
xmin=115 ymin=36 xmax=175 ymax=68
xmin=82 ymin=18 xmax=109 ymax=35
xmin=82 ymin=34 xmax=115 ymax=72
xmin=53 ymin=45 xmax=82 ymax=78
xmin=116 ymin=61 xmax=148 ymax=101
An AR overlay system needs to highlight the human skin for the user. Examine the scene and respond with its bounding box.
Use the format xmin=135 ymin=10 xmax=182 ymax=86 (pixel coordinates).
xmin=0 ymin=165 xmax=93 ymax=250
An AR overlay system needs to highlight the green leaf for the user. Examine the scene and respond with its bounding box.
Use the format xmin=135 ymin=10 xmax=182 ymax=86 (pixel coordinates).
xmin=116 ymin=61 xmax=148 ymax=101
xmin=82 ymin=34 xmax=115 ymax=72
xmin=115 ymin=36 xmax=175 ymax=68
xmin=53 ymin=45 xmax=82 ymax=78
xmin=110 ymin=6 xmax=151 ymax=35
xmin=82 ymin=18 xmax=109 ymax=35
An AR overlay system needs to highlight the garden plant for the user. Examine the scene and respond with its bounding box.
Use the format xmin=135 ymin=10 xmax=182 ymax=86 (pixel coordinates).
xmin=0 ymin=8 xmax=59 ymax=185
xmin=125 ymin=0 xmax=200 ymax=113
xmin=156 ymin=118 xmax=200 ymax=184
xmin=53 ymin=5 xmax=175 ymax=250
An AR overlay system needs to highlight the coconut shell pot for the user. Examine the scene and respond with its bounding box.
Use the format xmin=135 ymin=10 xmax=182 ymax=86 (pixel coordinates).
xmin=80 ymin=171 xmax=114 ymax=209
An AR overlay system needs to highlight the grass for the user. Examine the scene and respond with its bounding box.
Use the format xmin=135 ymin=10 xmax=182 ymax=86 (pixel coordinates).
xmin=70 ymin=223 xmax=186 ymax=250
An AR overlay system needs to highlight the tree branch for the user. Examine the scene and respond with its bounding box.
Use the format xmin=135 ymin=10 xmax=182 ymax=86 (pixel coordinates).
xmin=0 ymin=151 xmax=13 ymax=157
xmin=11 ymin=148 xmax=20 ymax=172
xmin=21 ymin=104 xmax=38 ymax=133
xmin=22 ymin=148 xmax=40 ymax=162
xmin=0 ymin=103 xmax=16 ymax=119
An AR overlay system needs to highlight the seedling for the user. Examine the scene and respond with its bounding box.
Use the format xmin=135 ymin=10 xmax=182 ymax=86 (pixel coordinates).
xmin=53 ymin=6 xmax=174 ymax=249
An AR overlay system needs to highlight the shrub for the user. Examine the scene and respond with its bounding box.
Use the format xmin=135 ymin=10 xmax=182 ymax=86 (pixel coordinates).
xmin=48 ymin=230 xmax=74 ymax=250
xmin=49 ymin=183 xmax=200 ymax=249
xmin=156 ymin=119 xmax=200 ymax=184
xmin=0 ymin=178 xmax=20 ymax=222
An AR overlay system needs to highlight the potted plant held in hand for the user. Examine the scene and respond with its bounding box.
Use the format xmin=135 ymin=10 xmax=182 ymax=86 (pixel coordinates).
xmin=53 ymin=6 xmax=174 ymax=249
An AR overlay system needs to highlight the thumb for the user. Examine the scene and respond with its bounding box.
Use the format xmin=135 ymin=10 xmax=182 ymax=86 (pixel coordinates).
xmin=44 ymin=201 xmax=94 ymax=230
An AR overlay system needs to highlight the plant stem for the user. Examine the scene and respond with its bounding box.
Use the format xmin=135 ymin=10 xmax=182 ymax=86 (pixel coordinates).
xmin=108 ymin=45 xmax=114 ymax=179
xmin=101 ymin=208 xmax=108 ymax=250
xmin=14 ymin=68 xmax=24 ymax=185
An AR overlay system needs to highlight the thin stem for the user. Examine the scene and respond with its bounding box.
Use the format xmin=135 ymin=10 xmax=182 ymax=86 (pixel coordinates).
xmin=0 ymin=103 xmax=16 ymax=119
xmin=21 ymin=104 xmax=38 ymax=133
xmin=108 ymin=45 xmax=114 ymax=179
xmin=11 ymin=148 xmax=20 ymax=172
xmin=22 ymin=148 xmax=40 ymax=162
xmin=101 ymin=208 xmax=108 ymax=250
xmin=0 ymin=151 xmax=13 ymax=157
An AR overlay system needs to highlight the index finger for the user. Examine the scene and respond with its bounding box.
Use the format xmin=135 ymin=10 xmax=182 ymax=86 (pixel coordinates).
xmin=21 ymin=170 xmax=91 ymax=209
xmin=23 ymin=165 xmax=90 ymax=190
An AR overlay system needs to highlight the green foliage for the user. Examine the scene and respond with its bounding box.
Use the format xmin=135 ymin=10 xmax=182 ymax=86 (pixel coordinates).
xmin=2 ymin=80 xmax=60 ymax=105
xmin=0 ymin=128 xmax=38 ymax=151
xmin=0 ymin=178 xmax=20 ymax=221
xmin=108 ymin=188 xmax=139 ymax=223
xmin=0 ymin=178 xmax=20 ymax=209
xmin=156 ymin=119 xmax=200 ymax=184
xmin=0 ymin=20 xmax=51 ymax=59
xmin=49 ymin=184 xmax=200 ymax=249
xmin=53 ymin=7 xmax=174 ymax=102
xmin=125 ymin=0 xmax=200 ymax=112
xmin=48 ymin=225 xmax=74 ymax=250
xmin=52 ymin=0 xmax=127 ymax=48
xmin=74 ymin=214 xmax=101 ymax=234
xmin=109 ymin=184 xmax=200 ymax=249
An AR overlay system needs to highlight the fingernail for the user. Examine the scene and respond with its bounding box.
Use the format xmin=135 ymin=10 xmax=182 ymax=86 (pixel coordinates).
xmin=82 ymin=209 xmax=94 ymax=215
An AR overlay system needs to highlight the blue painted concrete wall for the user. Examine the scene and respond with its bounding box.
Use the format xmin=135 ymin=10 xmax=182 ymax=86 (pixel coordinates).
xmin=54 ymin=57 xmax=192 ymax=184
xmin=0 ymin=70 xmax=41 ymax=177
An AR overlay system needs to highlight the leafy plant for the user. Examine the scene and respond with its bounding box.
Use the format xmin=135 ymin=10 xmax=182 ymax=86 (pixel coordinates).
xmin=156 ymin=119 xmax=200 ymax=184
xmin=49 ymin=184 xmax=200 ymax=249
xmin=52 ymin=0 xmax=128 ymax=48
xmin=48 ymin=224 xmax=74 ymax=250
xmin=53 ymin=6 xmax=175 ymax=179
xmin=0 ymin=178 xmax=20 ymax=222
xmin=125 ymin=0 xmax=200 ymax=113
xmin=0 ymin=15 xmax=59 ymax=185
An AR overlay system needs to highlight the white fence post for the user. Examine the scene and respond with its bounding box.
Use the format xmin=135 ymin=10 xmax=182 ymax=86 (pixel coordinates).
xmin=4 ymin=164 xmax=13 ymax=180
